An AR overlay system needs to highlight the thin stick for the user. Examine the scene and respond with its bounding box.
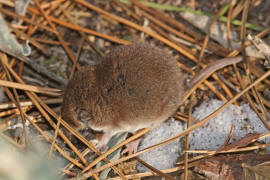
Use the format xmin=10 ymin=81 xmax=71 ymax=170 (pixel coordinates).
xmin=184 ymin=93 xmax=194 ymax=180
xmin=136 ymin=157 xmax=177 ymax=180
xmin=49 ymin=116 xmax=61 ymax=158
xmin=0 ymin=79 xmax=61 ymax=96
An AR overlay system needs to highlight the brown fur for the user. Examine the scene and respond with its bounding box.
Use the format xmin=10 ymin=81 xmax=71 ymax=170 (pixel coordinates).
xmin=61 ymin=43 xmax=184 ymax=138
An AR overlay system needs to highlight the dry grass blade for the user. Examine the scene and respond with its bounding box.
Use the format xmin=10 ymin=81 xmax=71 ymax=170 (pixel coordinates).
xmin=61 ymin=169 xmax=76 ymax=176
xmin=197 ymin=3 xmax=227 ymax=62
xmin=136 ymin=157 xmax=177 ymax=180
xmin=240 ymin=0 xmax=250 ymax=42
xmin=0 ymin=79 xmax=61 ymax=96
xmin=184 ymin=93 xmax=194 ymax=180
xmin=187 ymin=143 xmax=270 ymax=154
xmin=0 ymin=98 xmax=62 ymax=110
xmin=226 ymin=0 xmax=237 ymax=51
xmin=49 ymin=116 xmax=61 ymax=158
xmin=258 ymin=132 xmax=270 ymax=141
xmin=219 ymin=125 xmax=235 ymax=150
xmin=68 ymin=37 xmax=84 ymax=81
xmin=0 ymin=107 xmax=27 ymax=117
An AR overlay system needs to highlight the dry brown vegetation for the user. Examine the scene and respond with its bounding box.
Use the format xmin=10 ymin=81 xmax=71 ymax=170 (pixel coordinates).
xmin=0 ymin=0 xmax=270 ymax=179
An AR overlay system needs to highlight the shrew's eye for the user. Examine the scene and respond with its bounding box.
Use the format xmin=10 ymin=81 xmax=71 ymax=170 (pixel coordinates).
xmin=78 ymin=109 xmax=93 ymax=122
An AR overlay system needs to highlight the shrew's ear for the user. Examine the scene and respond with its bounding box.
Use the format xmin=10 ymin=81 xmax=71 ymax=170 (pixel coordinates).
xmin=78 ymin=109 xmax=93 ymax=122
